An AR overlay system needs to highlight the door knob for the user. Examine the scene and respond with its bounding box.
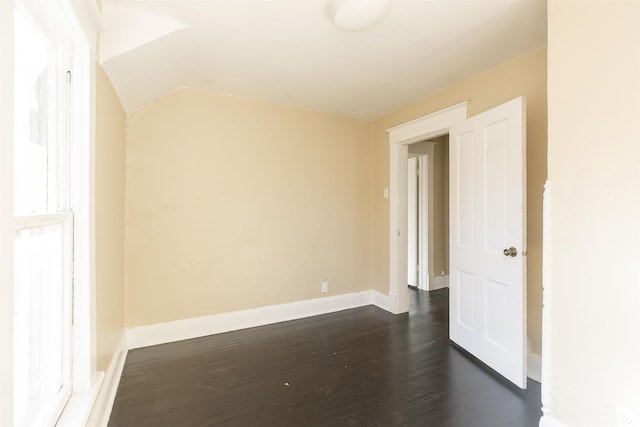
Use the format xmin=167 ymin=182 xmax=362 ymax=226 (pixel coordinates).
xmin=503 ymin=247 xmax=518 ymax=257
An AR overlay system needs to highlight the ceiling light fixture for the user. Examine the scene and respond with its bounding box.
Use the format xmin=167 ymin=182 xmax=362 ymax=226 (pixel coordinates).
xmin=328 ymin=0 xmax=390 ymax=32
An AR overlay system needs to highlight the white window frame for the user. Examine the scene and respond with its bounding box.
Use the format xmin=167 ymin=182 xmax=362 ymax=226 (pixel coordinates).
xmin=0 ymin=1 xmax=17 ymax=424
xmin=12 ymin=4 xmax=75 ymax=423
xmin=0 ymin=0 xmax=102 ymax=425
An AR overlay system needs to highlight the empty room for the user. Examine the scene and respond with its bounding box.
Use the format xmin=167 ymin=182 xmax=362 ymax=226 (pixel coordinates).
xmin=1 ymin=0 xmax=639 ymax=426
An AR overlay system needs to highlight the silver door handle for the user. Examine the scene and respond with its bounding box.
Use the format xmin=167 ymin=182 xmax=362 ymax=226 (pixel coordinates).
xmin=503 ymin=247 xmax=518 ymax=257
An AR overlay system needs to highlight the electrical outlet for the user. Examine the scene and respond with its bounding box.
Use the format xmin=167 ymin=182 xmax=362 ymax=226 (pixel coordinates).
xmin=618 ymin=407 xmax=640 ymax=426
xmin=440 ymin=270 xmax=446 ymax=276
xmin=321 ymin=280 xmax=328 ymax=293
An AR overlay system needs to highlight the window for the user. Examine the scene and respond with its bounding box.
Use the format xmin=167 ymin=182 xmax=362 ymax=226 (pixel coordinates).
xmin=1 ymin=1 xmax=100 ymax=425
xmin=12 ymin=5 xmax=73 ymax=426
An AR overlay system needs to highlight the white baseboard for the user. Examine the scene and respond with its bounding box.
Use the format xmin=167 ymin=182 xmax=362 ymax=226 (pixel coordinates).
xmin=127 ymin=290 xmax=392 ymax=349
xmin=528 ymin=351 xmax=542 ymax=383
xmin=371 ymin=290 xmax=393 ymax=313
xmin=539 ymin=415 xmax=568 ymax=427
xmin=86 ymin=333 xmax=128 ymax=427
xmin=429 ymin=274 xmax=449 ymax=290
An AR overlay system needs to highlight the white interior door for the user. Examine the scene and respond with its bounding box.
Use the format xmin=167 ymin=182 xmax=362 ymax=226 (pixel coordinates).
xmin=407 ymin=156 xmax=418 ymax=287
xmin=449 ymin=97 xmax=527 ymax=388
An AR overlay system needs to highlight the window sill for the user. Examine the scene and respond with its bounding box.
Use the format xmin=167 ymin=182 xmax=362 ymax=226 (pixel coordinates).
xmin=56 ymin=372 xmax=104 ymax=427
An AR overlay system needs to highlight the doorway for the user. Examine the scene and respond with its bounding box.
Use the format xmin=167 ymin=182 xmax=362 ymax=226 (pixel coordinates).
xmin=388 ymin=98 xmax=529 ymax=388
xmin=387 ymin=102 xmax=467 ymax=314
xmin=407 ymin=137 xmax=450 ymax=294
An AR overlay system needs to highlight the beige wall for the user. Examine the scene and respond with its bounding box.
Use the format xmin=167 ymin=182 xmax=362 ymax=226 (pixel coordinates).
xmin=95 ymin=65 xmax=126 ymax=371
xmin=371 ymin=48 xmax=547 ymax=355
xmin=547 ymin=1 xmax=640 ymax=424
xmin=124 ymin=89 xmax=372 ymax=327
xmin=433 ymin=136 xmax=449 ymax=278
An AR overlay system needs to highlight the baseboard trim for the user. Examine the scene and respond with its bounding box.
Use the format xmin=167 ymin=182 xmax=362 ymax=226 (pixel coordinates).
xmin=429 ymin=274 xmax=449 ymax=290
xmin=527 ymin=351 xmax=542 ymax=383
xmin=86 ymin=333 xmax=128 ymax=427
xmin=539 ymin=415 xmax=568 ymax=427
xmin=371 ymin=290 xmax=393 ymax=313
xmin=127 ymin=290 xmax=393 ymax=350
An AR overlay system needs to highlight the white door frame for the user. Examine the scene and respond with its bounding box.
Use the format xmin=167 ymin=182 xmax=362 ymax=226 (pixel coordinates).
xmin=387 ymin=102 xmax=468 ymax=314
xmin=417 ymin=154 xmax=429 ymax=290
xmin=407 ymin=154 xmax=429 ymax=290
xmin=407 ymin=156 xmax=418 ymax=288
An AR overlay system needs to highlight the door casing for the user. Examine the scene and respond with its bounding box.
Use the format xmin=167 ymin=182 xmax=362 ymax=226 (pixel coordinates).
xmin=387 ymin=102 xmax=468 ymax=314
xmin=407 ymin=156 xmax=419 ymax=288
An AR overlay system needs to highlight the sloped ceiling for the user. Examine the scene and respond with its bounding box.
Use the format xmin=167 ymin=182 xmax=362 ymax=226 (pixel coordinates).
xmin=100 ymin=0 xmax=546 ymax=119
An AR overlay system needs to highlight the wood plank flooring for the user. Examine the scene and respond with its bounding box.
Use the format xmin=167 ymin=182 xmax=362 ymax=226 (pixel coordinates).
xmin=108 ymin=288 xmax=541 ymax=426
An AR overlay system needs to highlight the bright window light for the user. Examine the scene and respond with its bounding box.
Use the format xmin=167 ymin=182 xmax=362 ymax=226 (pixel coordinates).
xmin=12 ymin=5 xmax=73 ymax=426
xmin=13 ymin=7 xmax=51 ymax=216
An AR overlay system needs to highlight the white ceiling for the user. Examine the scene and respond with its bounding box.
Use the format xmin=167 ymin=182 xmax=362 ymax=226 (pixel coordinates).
xmin=99 ymin=0 xmax=547 ymax=120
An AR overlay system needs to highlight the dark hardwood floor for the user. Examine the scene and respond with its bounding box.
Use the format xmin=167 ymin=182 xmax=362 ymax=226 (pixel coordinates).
xmin=108 ymin=288 xmax=541 ymax=426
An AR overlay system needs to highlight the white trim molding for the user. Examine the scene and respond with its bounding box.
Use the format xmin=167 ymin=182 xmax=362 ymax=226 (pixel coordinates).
xmin=371 ymin=290 xmax=393 ymax=313
xmin=0 ymin=3 xmax=15 ymax=424
xmin=429 ymin=274 xmax=449 ymax=291
xmin=540 ymin=180 xmax=553 ymax=423
xmin=128 ymin=290 xmax=394 ymax=350
xmin=387 ymin=102 xmax=468 ymax=314
xmin=55 ymin=374 xmax=103 ymax=427
xmin=527 ymin=351 xmax=542 ymax=383
xmin=86 ymin=333 xmax=128 ymax=427
xmin=387 ymin=102 xmax=469 ymax=145
xmin=63 ymin=0 xmax=104 ymax=52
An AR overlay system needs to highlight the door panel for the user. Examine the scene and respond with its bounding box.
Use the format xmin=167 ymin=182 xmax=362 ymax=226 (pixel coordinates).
xmin=449 ymin=97 xmax=527 ymax=388
xmin=485 ymin=120 xmax=508 ymax=251
xmin=484 ymin=278 xmax=508 ymax=350
xmin=457 ymin=271 xmax=476 ymax=331
xmin=456 ymin=131 xmax=475 ymax=248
